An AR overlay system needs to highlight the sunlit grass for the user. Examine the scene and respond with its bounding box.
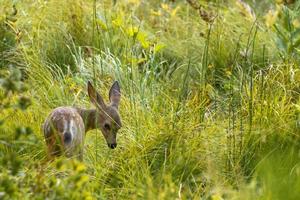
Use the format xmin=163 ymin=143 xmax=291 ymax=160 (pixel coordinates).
xmin=0 ymin=0 xmax=299 ymax=199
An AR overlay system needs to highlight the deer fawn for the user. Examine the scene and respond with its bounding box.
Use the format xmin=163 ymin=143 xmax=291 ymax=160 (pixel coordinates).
xmin=43 ymin=81 xmax=122 ymax=160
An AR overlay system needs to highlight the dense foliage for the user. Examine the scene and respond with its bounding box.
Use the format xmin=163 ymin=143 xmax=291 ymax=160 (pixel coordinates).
xmin=0 ymin=0 xmax=299 ymax=199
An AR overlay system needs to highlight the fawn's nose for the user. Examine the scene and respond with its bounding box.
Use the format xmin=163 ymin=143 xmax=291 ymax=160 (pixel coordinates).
xmin=63 ymin=132 xmax=72 ymax=144
xmin=108 ymin=143 xmax=117 ymax=149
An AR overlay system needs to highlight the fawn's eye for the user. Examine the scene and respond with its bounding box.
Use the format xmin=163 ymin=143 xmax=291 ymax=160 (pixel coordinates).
xmin=104 ymin=123 xmax=111 ymax=130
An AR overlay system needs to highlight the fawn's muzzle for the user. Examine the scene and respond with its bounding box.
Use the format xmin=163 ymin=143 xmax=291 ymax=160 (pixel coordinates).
xmin=63 ymin=132 xmax=72 ymax=144
xmin=108 ymin=143 xmax=117 ymax=149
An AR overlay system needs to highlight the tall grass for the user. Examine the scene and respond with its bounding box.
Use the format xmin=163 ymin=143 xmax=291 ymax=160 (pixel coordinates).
xmin=0 ymin=0 xmax=299 ymax=199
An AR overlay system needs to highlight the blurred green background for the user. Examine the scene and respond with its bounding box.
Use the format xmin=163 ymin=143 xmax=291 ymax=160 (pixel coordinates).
xmin=0 ymin=0 xmax=299 ymax=199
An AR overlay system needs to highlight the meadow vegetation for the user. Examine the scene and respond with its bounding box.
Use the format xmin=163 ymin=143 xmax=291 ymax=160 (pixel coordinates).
xmin=0 ymin=0 xmax=299 ymax=199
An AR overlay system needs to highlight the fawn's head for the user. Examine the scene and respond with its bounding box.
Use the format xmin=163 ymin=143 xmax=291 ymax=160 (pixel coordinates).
xmin=87 ymin=81 xmax=122 ymax=149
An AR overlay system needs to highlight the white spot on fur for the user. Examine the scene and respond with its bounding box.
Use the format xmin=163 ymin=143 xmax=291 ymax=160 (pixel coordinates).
xmin=63 ymin=118 xmax=68 ymax=133
xmin=70 ymin=119 xmax=75 ymax=138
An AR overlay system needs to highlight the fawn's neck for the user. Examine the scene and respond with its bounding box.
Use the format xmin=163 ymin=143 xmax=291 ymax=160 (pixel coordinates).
xmin=76 ymin=108 xmax=98 ymax=132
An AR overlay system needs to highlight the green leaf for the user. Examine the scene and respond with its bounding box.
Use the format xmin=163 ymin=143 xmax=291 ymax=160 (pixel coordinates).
xmin=274 ymin=24 xmax=289 ymax=43
xmin=291 ymin=28 xmax=300 ymax=40
xmin=293 ymin=35 xmax=300 ymax=48
xmin=275 ymin=37 xmax=288 ymax=51
xmin=0 ymin=119 xmax=4 ymax=126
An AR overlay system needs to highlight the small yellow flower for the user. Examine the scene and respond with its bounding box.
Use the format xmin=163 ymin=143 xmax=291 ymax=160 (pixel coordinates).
xmin=112 ymin=16 xmax=123 ymax=28
xmin=161 ymin=3 xmax=170 ymax=12
xmin=140 ymin=40 xmax=150 ymax=49
xmin=136 ymin=32 xmax=150 ymax=49
xmin=171 ymin=6 xmax=180 ymax=17
xmin=211 ymin=194 xmax=224 ymax=200
xmin=226 ymin=68 xmax=232 ymax=76
xmin=125 ymin=56 xmax=146 ymax=65
xmin=75 ymin=162 xmax=87 ymax=173
xmin=126 ymin=26 xmax=139 ymax=37
xmin=293 ymin=19 xmax=300 ymax=29
xmin=150 ymin=9 xmax=162 ymax=16
xmin=82 ymin=192 xmax=95 ymax=200
xmin=76 ymin=175 xmax=89 ymax=188
xmin=153 ymin=43 xmax=166 ymax=53
xmin=96 ymin=19 xmax=108 ymax=31
xmin=264 ymin=10 xmax=278 ymax=27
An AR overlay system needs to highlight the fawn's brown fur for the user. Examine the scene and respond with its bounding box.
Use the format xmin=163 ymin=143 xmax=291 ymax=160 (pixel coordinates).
xmin=43 ymin=81 xmax=122 ymax=160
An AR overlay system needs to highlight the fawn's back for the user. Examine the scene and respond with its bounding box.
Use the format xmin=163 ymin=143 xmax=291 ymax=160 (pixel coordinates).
xmin=43 ymin=107 xmax=85 ymax=158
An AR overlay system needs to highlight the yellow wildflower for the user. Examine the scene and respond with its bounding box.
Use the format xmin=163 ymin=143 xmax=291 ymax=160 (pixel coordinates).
xmin=137 ymin=32 xmax=150 ymax=49
xmin=96 ymin=19 xmax=108 ymax=31
xmin=153 ymin=43 xmax=166 ymax=53
xmin=150 ymin=9 xmax=162 ymax=17
xmin=264 ymin=9 xmax=279 ymax=28
xmin=171 ymin=6 xmax=180 ymax=17
xmin=161 ymin=3 xmax=170 ymax=12
xmin=126 ymin=26 xmax=139 ymax=37
xmin=293 ymin=19 xmax=300 ymax=29
xmin=112 ymin=15 xmax=123 ymax=28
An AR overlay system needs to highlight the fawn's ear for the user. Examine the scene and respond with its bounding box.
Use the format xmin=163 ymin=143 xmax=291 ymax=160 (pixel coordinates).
xmin=109 ymin=81 xmax=121 ymax=109
xmin=87 ymin=81 xmax=106 ymax=111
